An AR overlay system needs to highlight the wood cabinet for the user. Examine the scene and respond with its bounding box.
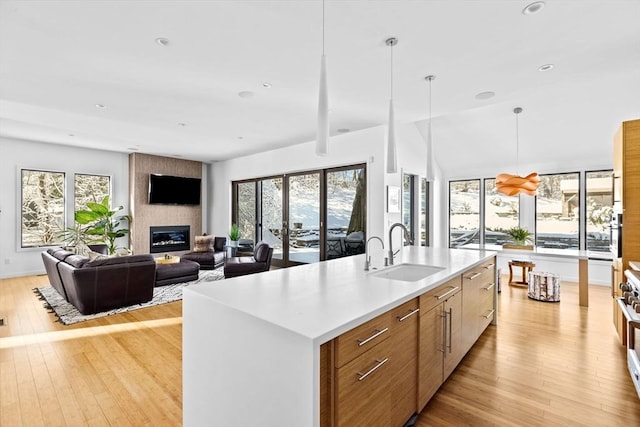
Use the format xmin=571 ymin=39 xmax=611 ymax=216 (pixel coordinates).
xmin=417 ymin=276 xmax=462 ymax=411
xmin=332 ymin=310 xmax=393 ymax=427
xmin=612 ymin=118 xmax=640 ymax=344
xmin=389 ymin=299 xmax=420 ymax=427
xmin=461 ymin=258 xmax=496 ymax=354
xmin=321 ymin=257 xmax=497 ymax=425
xmin=612 ymin=258 xmax=625 ymax=346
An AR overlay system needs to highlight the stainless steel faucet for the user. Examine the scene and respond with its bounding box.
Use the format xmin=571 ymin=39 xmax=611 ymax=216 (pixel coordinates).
xmin=388 ymin=223 xmax=412 ymax=265
xmin=364 ymin=236 xmax=384 ymax=271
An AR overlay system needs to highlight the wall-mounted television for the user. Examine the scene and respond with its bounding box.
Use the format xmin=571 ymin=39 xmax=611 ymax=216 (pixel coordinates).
xmin=148 ymin=174 xmax=201 ymax=205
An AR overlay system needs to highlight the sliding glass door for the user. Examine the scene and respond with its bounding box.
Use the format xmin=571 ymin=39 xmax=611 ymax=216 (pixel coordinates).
xmin=232 ymin=163 xmax=366 ymax=268
xmin=287 ymin=172 xmax=321 ymax=265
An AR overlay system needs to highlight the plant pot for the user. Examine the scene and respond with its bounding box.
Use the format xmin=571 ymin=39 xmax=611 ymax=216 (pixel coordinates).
xmin=503 ymin=244 xmax=534 ymax=250
xmin=228 ymin=240 xmax=239 ymax=248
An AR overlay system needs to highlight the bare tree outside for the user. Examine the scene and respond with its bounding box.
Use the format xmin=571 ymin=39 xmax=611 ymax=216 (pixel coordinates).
xmin=21 ymin=169 xmax=65 ymax=247
xmin=75 ymin=174 xmax=110 ymax=212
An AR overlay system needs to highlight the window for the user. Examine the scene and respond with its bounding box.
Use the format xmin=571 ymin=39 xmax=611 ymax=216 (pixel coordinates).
xmin=235 ymin=181 xmax=257 ymax=241
xmin=484 ymin=178 xmax=519 ymax=245
xmin=449 ymin=179 xmax=480 ymax=247
xmin=402 ymin=173 xmax=416 ymax=243
xmin=420 ymin=178 xmax=429 ymax=246
xmin=74 ymin=174 xmax=110 ymax=211
xmin=536 ymin=172 xmax=580 ymax=249
xmin=586 ymin=170 xmax=613 ymax=252
xmin=21 ymin=169 xmax=65 ymax=248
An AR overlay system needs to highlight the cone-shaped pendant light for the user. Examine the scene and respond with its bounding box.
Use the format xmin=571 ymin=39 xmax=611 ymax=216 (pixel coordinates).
xmin=316 ymin=0 xmax=329 ymax=156
xmin=496 ymin=107 xmax=539 ymax=196
xmin=386 ymin=37 xmax=398 ymax=173
xmin=425 ymin=75 xmax=436 ymax=182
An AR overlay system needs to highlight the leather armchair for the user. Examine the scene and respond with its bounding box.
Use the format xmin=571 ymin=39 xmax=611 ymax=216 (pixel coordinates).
xmin=224 ymin=241 xmax=273 ymax=278
xmin=182 ymin=236 xmax=226 ymax=270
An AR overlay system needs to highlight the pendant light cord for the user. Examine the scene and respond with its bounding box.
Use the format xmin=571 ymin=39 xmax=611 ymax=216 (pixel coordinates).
xmin=516 ymin=111 xmax=519 ymax=173
xmin=322 ymin=0 xmax=325 ymax=55
xmin=390 ymin=43 xmax=394 ymax=99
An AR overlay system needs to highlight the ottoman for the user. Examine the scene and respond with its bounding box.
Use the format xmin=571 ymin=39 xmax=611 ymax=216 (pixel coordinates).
xmin=155 ymin=259 xmax=200 ymax=286
xmin=527 ymin=271 xmax=560 ymax=302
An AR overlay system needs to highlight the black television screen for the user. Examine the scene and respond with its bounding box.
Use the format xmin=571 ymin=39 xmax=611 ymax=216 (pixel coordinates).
xmin=149 ymin=174 xmax=201 ymax=205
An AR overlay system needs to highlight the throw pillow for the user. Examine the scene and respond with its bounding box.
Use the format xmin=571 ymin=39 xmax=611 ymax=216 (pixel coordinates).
xmin=193 ymin=235 xmax=213 ymax=252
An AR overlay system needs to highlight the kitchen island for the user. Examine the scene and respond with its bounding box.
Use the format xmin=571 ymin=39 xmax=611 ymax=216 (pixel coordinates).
xmin=183 ymin=246 xmax=497 ymax=427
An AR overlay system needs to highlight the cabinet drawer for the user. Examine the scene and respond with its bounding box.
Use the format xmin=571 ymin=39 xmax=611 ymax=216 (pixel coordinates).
xmin=335 ymin=338 xmax=392 ymax=427
xmin=336 ymin=310 xmax=392 ymax=368
xmin=389 ymin=298 xmax=420 ymax=334
xmin=420 ymin=276 xmax=461 ymax=313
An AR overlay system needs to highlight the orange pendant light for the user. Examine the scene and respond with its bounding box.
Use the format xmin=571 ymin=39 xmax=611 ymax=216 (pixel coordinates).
xmin=496 ymin=108 xmax=539 ymax=196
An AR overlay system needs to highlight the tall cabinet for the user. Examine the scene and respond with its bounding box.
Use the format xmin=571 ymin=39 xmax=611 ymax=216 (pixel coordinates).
xmin=612 ymin=118 xmax=640 ymax=345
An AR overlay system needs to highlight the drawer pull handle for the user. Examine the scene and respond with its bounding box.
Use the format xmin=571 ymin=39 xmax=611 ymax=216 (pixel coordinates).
xmin=357 ymin=328 xmax=389 ymax=347
xmin=483 ymin=309 xmax=495 ymax=319
xmin=483 ymin=283 xmax=495 ymax=291
xmin=436 ymin=286 xmax=460 ymax=300
xmin=357 ymin=358 xmax=389 ymax=381
xmin=397 ymin=308 xmax=420 ymax=322
xmin=484 ymin=263 xmax=495 ymax=269
xmin=466 ymin=272 xmax=482 ymax=280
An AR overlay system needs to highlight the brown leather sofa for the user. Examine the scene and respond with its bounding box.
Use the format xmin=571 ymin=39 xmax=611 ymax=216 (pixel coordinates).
xmin=224 ymin=241 xmax=273 ymax=278
xmin=42 ymin=247 xmax=156 ymax=315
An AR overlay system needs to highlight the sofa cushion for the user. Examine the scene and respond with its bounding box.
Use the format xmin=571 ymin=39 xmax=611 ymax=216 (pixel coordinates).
xmin=254 ymin=242 xmax=270 ymax=262
xmin=193 ymin=235 xmax=214 ymax=252
xmin=214 ymin=236 xmax=226 ymax=252
xmin=84 ymin=254 xmax=152 ymax=268
xmin=50 ymin=248 xmax=75 ymax=261
xmin=65 ymin=254 xmax=90 ymax=268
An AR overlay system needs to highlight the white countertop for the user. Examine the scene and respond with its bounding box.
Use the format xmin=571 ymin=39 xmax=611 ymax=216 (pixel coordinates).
xmin=185 ymin=246 xmax=496 ymax=344
xmin=459 ymin=243 xmax=613 ymax=261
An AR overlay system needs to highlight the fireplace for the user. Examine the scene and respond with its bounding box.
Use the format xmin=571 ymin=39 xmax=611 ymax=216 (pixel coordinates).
xmin=150 ymin=225 xmax=190 ymax=253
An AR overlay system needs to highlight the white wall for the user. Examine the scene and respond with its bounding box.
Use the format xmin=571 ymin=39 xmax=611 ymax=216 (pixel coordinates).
xmin=208 ymin=123 xmax=430 ymax=250
xmin=0 ymin=137 xmax=129 ymax=278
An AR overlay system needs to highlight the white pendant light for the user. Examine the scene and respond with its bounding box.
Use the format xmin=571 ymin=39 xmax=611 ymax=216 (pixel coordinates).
xmin=425 ymin=75 xmax=436 ymax=182
xmin=386 ymin=37 xmax=398 ymax=174
xmin=316 ymin=0 xmax=329 ymax=156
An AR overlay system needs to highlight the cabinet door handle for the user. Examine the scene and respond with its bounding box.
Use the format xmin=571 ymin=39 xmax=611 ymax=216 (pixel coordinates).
xmin=446 ymin=308 xmax=453 ymax=353
xmin=483 ymin=263 xmax=495 ymax=270
xmin=436 ymin=286 xmax=460 ymax=300
xmin=357 ymin=328 xmax=389 ymax=347
xmin=397 ymin=308 xmax=420 ymax=322
xmin=483 ymin=309 xmax=495 ymax=319
xmin=465 ymin=272 xmax=482 ymax=280
xmin=357 ymin=358 xmax=389 ymax=381
xmin=440 ymin=311 xmax=447 ymax=353
xmin=483 ymin=283 xmax=495 ymax=292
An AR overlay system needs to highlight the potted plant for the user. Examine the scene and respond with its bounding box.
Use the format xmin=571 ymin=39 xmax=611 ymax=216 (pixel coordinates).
xmin=228 ymin=223 xmax=240 ymax=248
xmin=505 ymin=226 xmax=533 ymax=249
xmin=75 ymin=196 xmax=131 ymax=255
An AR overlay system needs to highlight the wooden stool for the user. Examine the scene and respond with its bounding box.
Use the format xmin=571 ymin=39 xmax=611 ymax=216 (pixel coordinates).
xmin=508 ymin=260 xmax=535 ymax=287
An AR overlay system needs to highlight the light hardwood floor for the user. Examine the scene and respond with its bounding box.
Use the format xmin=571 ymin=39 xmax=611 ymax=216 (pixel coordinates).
xmin=1 ymin=274 xmax=639 ymax=426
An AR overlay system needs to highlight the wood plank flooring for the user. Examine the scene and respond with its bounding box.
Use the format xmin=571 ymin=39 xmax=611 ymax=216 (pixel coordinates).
xmin=1 ymin=274 xmax=639 ymax=426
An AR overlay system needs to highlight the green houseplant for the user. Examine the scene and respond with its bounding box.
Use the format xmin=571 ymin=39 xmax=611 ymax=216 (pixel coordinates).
xmin=507 ymin=226 xmax=532 ymax=246
xmin=75 ymin=196 xmax=131 ymax=255
xmin=228 ymin=223 xmax=240 ymax=247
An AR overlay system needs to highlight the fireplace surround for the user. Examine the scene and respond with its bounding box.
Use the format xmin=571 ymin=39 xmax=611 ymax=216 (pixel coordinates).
xmin=150 ymin=225 xmax=190 ymax=253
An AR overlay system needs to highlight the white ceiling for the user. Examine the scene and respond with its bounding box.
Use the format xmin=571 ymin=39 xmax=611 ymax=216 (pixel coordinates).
xmin=1 ymin=1 xmax=639 ymax=173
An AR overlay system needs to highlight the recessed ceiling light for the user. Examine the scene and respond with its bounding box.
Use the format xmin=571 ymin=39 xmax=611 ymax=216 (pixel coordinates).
xmin=238 ymin=91 xmax=255 ymax=99
xmin=178 ymin=122 xmax=187 ymax=126
xmin=337 ymin=128 xmax=350 ymax=133
xmin=523 ymin=1 xmax=545 ymax=15
xmin=262 ymin=82 xmax=272 ymax=88
xmin=237 ymin=136 xmax=244 ymax=140
xmin=128 ymin=147 xmax=139 ymax=151
xmin=68 ymin=133 xmax=75 ymax=137
xmin=95 ymin=104 xmax=105 ymax=108
xmin=475 ymin=91 xmax=495 ymax=100
xmin=538 ymin=64 xmax=554 ymax=71
xmin=156 ymin=37 xmax=170 ymax=47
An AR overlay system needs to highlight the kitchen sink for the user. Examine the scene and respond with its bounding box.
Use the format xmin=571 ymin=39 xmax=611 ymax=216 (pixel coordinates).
xmin=370 ymin=263 xmax=445 ymax=282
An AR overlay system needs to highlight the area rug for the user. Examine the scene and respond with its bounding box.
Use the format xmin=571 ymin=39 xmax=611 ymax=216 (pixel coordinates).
xmin=34 ymin=267 xmax=224 ymax=325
